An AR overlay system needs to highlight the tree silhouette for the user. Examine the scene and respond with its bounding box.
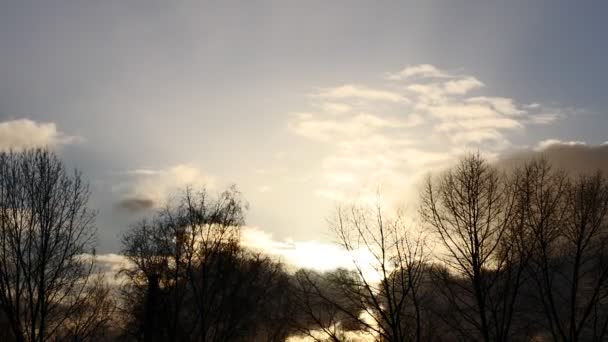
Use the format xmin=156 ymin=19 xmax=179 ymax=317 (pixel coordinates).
xmin=292 ymin=200 xmax=428 ymax=342
xmin=515 ymin=159 xmax=608 ymax=341
xmin=421 ymin=153 xmax=521 ymax=342
xmin=0 ymin=149 xmax=101 ymax=342
xmin=120 ymin=186 xmax=294 ymax=342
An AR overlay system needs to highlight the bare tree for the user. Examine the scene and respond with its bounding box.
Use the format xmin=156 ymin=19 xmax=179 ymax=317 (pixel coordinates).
xmin=560 ymin=172 xmax=608 ymax=341
xmin=505 ymin=158 xmax=569 ymax=340
xmin=0 ymin=149 xmax=98 ymax=342
xmin=176 ymin=186 xmax=245 ymax=341
xmin=56 ymin=274 xmax=117 ymax=341
xmin=121 ymin=216 xmax=178 ymax=342
xmin=121 ymin=185 xmax=295 ymax=342
xmin=291 ymin=268 xmax=365 ymax=342
xmin=517 ymin=158 xmax=608 ymax=341
xmin=420 ymin=153 xmax=518 ymax=342
xmin=296 ymin=199 xmax=428 ymax=342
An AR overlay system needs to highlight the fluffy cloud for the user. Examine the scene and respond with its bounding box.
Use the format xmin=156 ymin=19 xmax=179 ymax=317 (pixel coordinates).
xmin=0 ymin=118 xmax=79 ymax=151
xmin=114 ymin=164 xmax=215 ymax=211
xmin=288 ymin=64 xmax=566 ymax=202
xmin=443 ymin=76 xmax=484 ymax=95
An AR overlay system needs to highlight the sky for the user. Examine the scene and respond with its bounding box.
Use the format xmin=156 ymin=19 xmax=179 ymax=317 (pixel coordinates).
xmin=1 ymin=0 xmax=607 ymax=258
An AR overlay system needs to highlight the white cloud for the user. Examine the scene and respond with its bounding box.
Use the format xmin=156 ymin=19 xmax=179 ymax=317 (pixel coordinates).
xmin=316 ymin=84 xmax=405 ymax=103
xmin=406 ymin=83 xmax=446 ymax=101
xmin=124 ymin=169 xmax=163 ymax=176
xmin=443 ymin=76 xmax=484 ymax=94
xmin=386 ymin=64 xmax=449 ymax=80
xmin=536 ymin=139 xmax=586 ymax=151
xmin=325 ymin=172 xmax=358 ymax=185
xmin=92 ymin=226 xmax=367 ymax=276
xmin=403 ymin=70 xmax=557 ymax=145
xmin=314 ymin=188 xmax=347 ymax=201
xmin=288 ymin=112 xmax=409 ymax=142
xmin=258 ymin=185 xmax=272 ymax=193
xmin=319 ymin=102 xmax=352 ymax=114
xmin=115 ymin=164 xmax=215 ymax=208
xmin=466 ymin=97 xmax=525 ymax=116
xmin=242 ymin=227 xmax=371 ymax=272
xmin=0 ymin=118 xmax=79 ymax=151
xmin=288 ymin=64 xmax=567 ymax=202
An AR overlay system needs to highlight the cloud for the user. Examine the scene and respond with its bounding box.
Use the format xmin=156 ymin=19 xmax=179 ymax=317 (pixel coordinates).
xmin=319 ymin=102 xmax=352 ymax=114
xmin=288 ymin=64 xmax=566 ymax=202
xmin=241 ymin=227 xmax=377 ymax=278
xmin=115 ymin=198 xmax=155 ymax=212
xmin=288 ymin=112 xmax=412 ymax=142
xmin=443 ymin=76 xmax=484 ymax=95
xmin=466 ymin=97 xmax=525 ymax=116
xmin=124 ymin=169 xmax=162 ymax=176
xmin=257 ymin=185 xmax=272 ymax=193
xmin=0 ymin=118 xmax=79 ymax=151
xmin=498 ymin=140 xmax=608 ymax=176
xmin=386 ymin=64 xmax=449 ymax=80
xmin=114 ymin=164 xmax=215 ymax=211
xmin=535 ymin=138 xmax=586 ymax=150
xmin=527 ymin=113 xmax=560 ymax=124
xmin=400 ymin=69 xmax=556 ymax=146
xmin=79 ymin=253 xmax=132 ymax=286
xmin=315 ymin=85 xmax=405 ymax=103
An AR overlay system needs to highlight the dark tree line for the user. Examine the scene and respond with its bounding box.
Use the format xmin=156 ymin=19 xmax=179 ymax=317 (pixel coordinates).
xmin=416 ymin=154 xmax=608 ymax=342
xmin=119 ymin=186 xmax=296 ymax=342
xmin=286 ymin=154 xmax=608 ymax=342
xmin=2 ymin=149 xmax=608 ymax=342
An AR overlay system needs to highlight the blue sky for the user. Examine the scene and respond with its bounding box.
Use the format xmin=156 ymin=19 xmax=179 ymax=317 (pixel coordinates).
xmin=1 ymin=0 xmax=607 ymax=252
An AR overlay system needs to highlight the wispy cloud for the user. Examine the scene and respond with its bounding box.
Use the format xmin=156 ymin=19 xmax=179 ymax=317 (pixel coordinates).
xmin=318 ymin=102 xmax=352 ymax=114
xmin=288 ymin=64 xmax=567 ymax=201
xmin=315 ymin=84 xmax=406 ymax=103
xmin=386 ymin=64 xmax=449 ymax=80
xmin=535 ymin=138 xmax=586 ymax=151
xmin=288 ymin=112 xmax=412 ymax=142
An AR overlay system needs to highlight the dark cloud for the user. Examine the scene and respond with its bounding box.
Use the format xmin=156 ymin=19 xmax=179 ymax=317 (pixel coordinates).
xmin=115 ymin=197 xmax=155 ymax=213
xmin=497 ymin=142 xmax=608 ymax=175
